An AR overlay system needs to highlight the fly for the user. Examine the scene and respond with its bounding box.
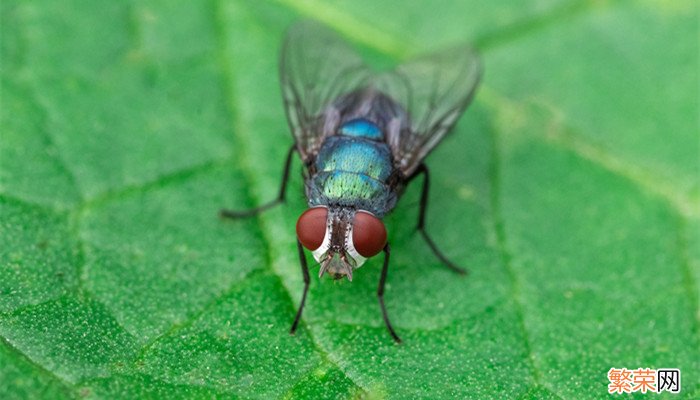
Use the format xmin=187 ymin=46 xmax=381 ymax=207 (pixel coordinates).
xmin=220 ymin=21 xmax=482 ymax=343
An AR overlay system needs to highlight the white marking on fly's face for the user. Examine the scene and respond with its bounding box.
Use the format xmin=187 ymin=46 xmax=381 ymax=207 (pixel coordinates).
xmin=346 ymin=220 xmax=367 ymax=268
xmin=311 ymin=211 xmax=332 ymax=263
xmin=310 ymin=209 xmax=367 ymax=269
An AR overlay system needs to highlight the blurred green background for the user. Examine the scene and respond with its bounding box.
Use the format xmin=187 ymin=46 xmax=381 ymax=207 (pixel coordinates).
xmin=1 ymin=0 xmax=698 ymax=399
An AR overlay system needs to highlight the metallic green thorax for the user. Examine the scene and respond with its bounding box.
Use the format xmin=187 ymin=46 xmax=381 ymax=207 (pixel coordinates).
xmin=307 ymin=119 xmax=397 ymax=216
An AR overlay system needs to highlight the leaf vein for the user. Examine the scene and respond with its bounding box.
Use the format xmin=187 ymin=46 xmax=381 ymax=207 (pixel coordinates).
xmin=475 ymin=0 xmax=621 ymax=50
xmin=23 ymin=83 xmax=85 ymax=204
xmin=211 ymin=0 xmax=370 ymax=393
xmin=0 ymin=335 xmax=77 ymax=397
xmin=488 ymin=114 xmax=564 ymax=400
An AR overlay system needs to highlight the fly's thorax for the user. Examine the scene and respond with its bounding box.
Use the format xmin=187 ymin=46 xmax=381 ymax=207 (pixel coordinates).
xmin=307 ymin=135 xmax=398 ymax=216
xmin=296 ymin=206 xmax=387 ymax=281
xmin=315 ymin=136 xmax=393 ymax=181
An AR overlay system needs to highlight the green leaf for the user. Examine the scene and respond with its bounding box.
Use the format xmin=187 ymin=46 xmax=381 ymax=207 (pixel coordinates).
xmin=1 ymin=0 xmax=698 ymax=399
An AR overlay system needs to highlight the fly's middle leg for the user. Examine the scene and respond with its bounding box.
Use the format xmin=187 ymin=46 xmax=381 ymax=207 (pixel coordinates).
xmin=408 ymin=163 xmax=468 ymax=275
xmin=219 ymin=144 xmax=296 ymax=219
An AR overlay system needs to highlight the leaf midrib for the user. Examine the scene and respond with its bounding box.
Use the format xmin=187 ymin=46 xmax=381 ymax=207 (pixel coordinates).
xmin=210 ymin=0 xmax=369 ymax=395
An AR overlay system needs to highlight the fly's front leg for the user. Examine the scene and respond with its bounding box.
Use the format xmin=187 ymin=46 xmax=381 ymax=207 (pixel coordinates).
xmin=409 ymin=163 xmax=467 ymax=275
xmin=378 ymin=244 xmax=401 ymax=343
xmin=220 ymin=145 xmax=296 ymax=219
xmin=290 ymin=239 xmax=310 ymax=335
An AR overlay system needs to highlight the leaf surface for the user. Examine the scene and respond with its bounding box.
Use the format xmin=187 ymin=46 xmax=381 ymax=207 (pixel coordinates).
xmin=1 ymin=0 xmax=698 ymax=398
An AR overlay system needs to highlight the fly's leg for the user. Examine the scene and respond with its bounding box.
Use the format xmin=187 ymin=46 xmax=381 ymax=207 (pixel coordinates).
xmin=378 ymin=244 xmax=401 ymax=343
xmin=290 ymin=239 xmax=310 ymax=335
xmin=409 ymin=163 xmax=467 ymax=275
xmin=219 ymin=145 xmax=296 ymax=219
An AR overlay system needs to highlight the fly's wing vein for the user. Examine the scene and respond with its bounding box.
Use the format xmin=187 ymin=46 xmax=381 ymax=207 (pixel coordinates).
xmin=280 ymin=21 xmax=372 ymax=163
xmin=373 ymin=45 xmax=482 ymax=177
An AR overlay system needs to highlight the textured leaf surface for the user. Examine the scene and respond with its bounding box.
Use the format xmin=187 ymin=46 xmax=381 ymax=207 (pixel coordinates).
xmin=1 ymin=0 xmax=698 ymax=399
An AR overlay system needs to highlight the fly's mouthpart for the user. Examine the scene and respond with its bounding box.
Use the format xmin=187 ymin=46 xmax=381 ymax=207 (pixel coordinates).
xmin=318 ymin=251 xmax=356 ymax=281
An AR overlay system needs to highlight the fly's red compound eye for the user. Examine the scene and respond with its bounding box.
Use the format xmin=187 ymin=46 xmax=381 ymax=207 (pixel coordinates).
xmin=352 ymin=211 xmax=387 ymax=257
xmin=296 ymin=207 xmax=328 ymax=251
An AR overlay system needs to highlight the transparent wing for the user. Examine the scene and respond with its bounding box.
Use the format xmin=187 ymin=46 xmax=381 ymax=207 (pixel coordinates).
xmin=280 ymin=21 xmax=371 ymax=162
xmin=374 ymin=45 xmax=482 ymax=176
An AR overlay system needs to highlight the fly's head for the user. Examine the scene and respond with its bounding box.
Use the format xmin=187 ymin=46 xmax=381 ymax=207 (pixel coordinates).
xmin=296 ymin=206 xmax=387 ymax=281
